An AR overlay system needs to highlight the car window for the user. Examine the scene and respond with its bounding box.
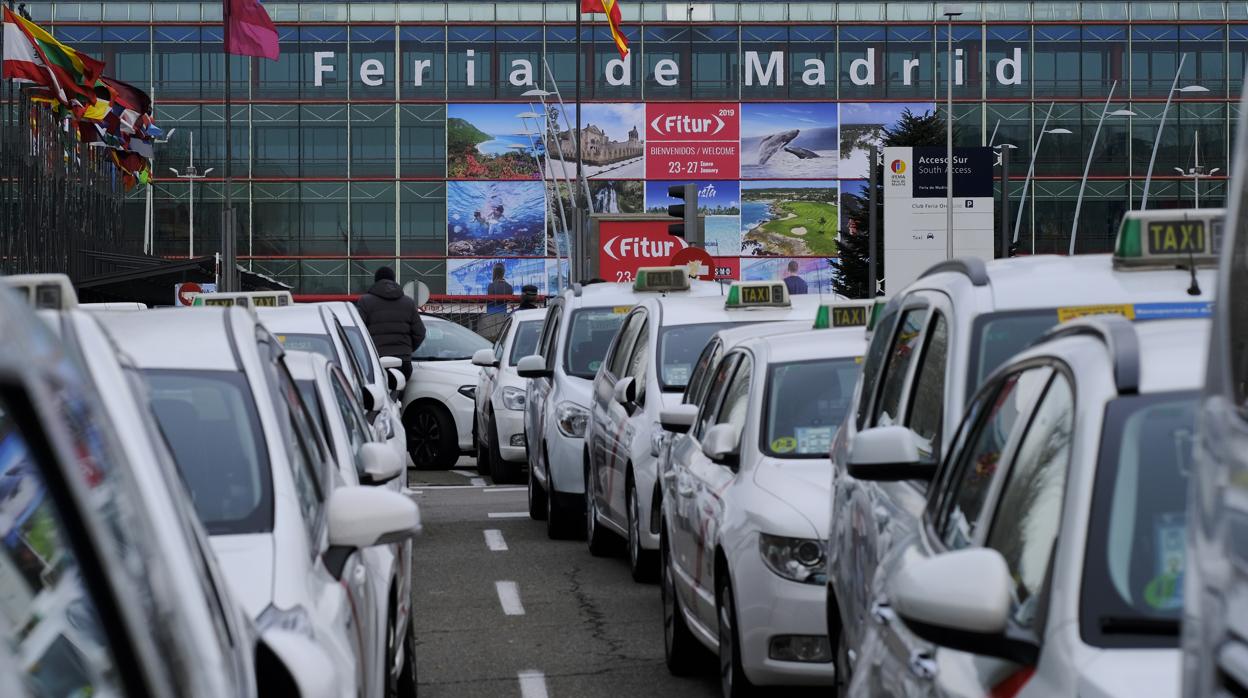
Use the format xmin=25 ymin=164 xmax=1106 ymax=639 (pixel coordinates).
xmin=696 ymin=353 xmax=740 ymax=439
xmin=342 ymin=326 xmax=376 ymax=383
xmin=906 ymin=312 xmax=949 ymax=462
xmin=762 ymin=358 xmax=860 ymax=458
xmin=274 ymin=333 xmax=337 ymax=363
xmin=715 ymin=354 xmax=753 ymax=435
xmin=609 ymin=312 xmax=644 ymax=378
xmin=984 ymin=373 xmax=1074 ymax=631
xmin=658 ymin=322 xmax=742 ymax=391
xmin=412 ymin=318 xmax=490 ymax=361
xmin=296 ymin=379 xmax=334 ymax=454
xmin=966 ymin=310 xmax=1062 ymax=395
xmin=537 ymin=304 xmax=560 ymax=358
xmin=1228 ymin=182 xmax=1248 ymax=405
xmin=936 ymin=367 xmax=1051 ymax=550
xmin=332 ymin=319 xmax=370 ymax=393
xmin=857 ymin=304 xmax=901 ymax=430
xmin=627 ymin=321 xmax=649 ymax=407
xmin=564 ymin=307 xmax=629 ymax=378
xmin=257 ymin=340 xmax=328 ymax=542
xmin=509 ymin=320 xmax=543 ymax=366
xmin=330 ymin=368 xmax=372 ymax=456
xmin=493 ymin=317 xmax=511 ymax=363
xmin=684 ymin=339 xmax=722 ymax=406
xmin=873 ymin=307 xmax=930 ymax=426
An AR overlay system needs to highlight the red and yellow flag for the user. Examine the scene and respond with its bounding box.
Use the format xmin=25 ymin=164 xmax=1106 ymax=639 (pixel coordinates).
xmin=581 ymin=0 xmax=628 ymax=60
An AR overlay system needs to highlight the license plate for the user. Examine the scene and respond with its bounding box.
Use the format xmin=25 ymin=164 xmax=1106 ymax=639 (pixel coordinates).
xmin=1146 ymin=220 xmax=1206 ymax=255
xmin=741 ymin=286 xmax=771 ymax=304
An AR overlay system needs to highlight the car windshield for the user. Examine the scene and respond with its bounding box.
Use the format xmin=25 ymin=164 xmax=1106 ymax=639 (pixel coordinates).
xmin=342 ymin=327 xmax=376 ymax=382
xmin=274 ymin=333 xmax=337 ymax=365
xmin=762 ymin=358 xmax=861 ymax=458
xmin=967 ymin=311 xmax=1060 ymax=394
xmin=509 ymin=320 xmax=543 ymax=366
xmin=413 ymin=318 xmax=490 ymax=361
xmin=143 ymin=369 xmax=273 ymax=535
xmin=1081 ymin=391 xmax=1197 ymax=648
xmin=658 ymin=322 xmax=742 ymax=391
xmin=564 ymin=307 xmax=630 ymax=378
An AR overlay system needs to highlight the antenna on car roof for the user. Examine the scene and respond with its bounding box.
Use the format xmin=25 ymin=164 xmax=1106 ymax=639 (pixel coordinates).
xmin=1184 ymin=246 xmax=1202 ymax=297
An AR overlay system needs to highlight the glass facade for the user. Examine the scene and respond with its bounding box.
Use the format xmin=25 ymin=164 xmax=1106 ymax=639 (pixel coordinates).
xmin=49 ymin=1 xmax=1242 ymax=294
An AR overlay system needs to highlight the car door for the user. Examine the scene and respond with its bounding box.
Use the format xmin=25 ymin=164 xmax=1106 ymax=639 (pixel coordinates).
xmin=859 ymin=365 xmax=1056 ymax=697
xmin=526 ymin=302 xmax=561 ymax=475
xmin=478 ymin=317 xmax=509 ymax=438
xmin=592 ymin=310 xmax=645 ymax=525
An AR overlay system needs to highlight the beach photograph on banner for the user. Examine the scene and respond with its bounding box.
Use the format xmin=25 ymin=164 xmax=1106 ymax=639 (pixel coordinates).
xmin=447 ymin=180 xmax=547 ymax=256
xmin=740 ymin=257 xmax=838 ymax=296
xmin=741 ymin=180 xmax=839 ymax=256
xmin=740 ymin=103 xmax=839 ymax=179
xmin=645 ymin=180 xmax=741 ymax=256
xmin=838 ymin=102 xmax=936 ymax=179
xmin=446 ymin=257 xmax=550 ymax=295
xmin=543 ymin=103 xmax=645 ymax=180
xmin=447 ymin=103 xmax=544 ymax=180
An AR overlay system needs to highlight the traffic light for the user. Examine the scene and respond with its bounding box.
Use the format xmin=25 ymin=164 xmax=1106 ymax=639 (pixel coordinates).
xmin=666 ymin=183 xmax=700 ymax=245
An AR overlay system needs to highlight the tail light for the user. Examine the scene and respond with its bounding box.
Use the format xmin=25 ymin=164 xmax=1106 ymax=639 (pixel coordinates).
xmin=990 ymin=665 xmax=1036 ymax=698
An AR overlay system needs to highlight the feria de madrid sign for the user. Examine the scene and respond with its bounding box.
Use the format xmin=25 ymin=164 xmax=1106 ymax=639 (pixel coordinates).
xmin=308 ymin=47 xmax=1026 ymax=90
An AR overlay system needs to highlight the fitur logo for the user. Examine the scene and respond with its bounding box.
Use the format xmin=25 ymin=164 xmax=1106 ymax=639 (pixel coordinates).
xmin=891 ymin=159 xmax=906 ymax=174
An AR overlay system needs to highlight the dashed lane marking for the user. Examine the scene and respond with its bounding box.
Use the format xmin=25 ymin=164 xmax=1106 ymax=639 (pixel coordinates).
xmin=485 ymin=487 xmax=526 ymax=493
xmin=517 ymin=670 xmax=548 ymax=698
xmin=471 ymin=477 xmax=487 ymax=487
xmin=484 ymin=529 xmax=508 ymax=551
xmin=496 ymin=581 xmax=525 ymax=615
xmin=451 ymin=469 xmax=476 ymax=478
xmin=487 ymin=512 xmax=529 ymax=519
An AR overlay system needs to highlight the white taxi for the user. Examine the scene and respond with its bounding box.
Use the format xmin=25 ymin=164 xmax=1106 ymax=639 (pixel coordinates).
xmin=585 ymin=281 xmax=829 ymax=581
xmin=826 ymin=211 xmax=1218 ymax=691
xmin=471 ymin=308 xmax=546 ymax=483
xmin=853 ymin=315 xmax=1202 ymax=697
xmin=517 ymin=268 xmax=722 ymax=538
xmin=659 ymin=327 xmax=866 ymax=695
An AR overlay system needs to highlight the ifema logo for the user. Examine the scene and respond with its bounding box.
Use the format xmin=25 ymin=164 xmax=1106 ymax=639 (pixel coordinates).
xmin=891 ymin=159 xmax=906 ymax=174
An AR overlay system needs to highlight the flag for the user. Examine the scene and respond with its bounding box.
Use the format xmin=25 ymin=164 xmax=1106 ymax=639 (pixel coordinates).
xmin=225 ymin=0 xmax=280 ymax=61
xmin=2 ymin=7 xmax=104 ymax=106
xmin=581 ymin=0 xmax=629 ymax=60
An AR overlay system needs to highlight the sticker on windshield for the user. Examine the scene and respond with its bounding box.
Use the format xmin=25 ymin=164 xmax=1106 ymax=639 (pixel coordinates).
xmin=770 ymin=436 xmax=796 ymax=453
xmin=666 ymin=365 xmax=691 ymax=385
xmin=1133 ymin=302 xmax=1213 ymax=321
xmin=1143 ymin=512 xmax=1186 ymax=611
xmin=589 ymin=360 xmax=602 ymax=371
xmin=1057 ymin=304 xmax=1135 ymax=323
xmin=794 ymin=426 xmax=833 ymax=455
xmin=613 ymin=306 xmax=631 ymax=314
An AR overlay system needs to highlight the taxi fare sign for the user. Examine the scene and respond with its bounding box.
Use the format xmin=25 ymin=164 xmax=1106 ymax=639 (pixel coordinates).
xmin=740 ymin=285 xmax=775 ymax=305
xmin=1146 ymin=219 xmax=1208 ymax=255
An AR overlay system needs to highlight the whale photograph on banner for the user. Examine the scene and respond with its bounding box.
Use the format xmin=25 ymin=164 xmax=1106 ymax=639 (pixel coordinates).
xmin=740 ymin=103 xmax=839 ymax=179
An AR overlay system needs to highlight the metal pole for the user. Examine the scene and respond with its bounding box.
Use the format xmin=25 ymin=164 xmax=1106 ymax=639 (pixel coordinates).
xmin=945 ymin=14 xmax=954 ymax=261
xmin=575 ymin=6 xmax=583 ymax=212
xmin=540 ymin=60 xmax=595 ymax=210
xmin=1000 ymin=146 xmax=1011 ymax=258
xmin=1195 ymin=130 xmax=1201 ymax=209
xmin=222 ymin=0 xmax=236 ymax=291
xmin=867 ymin=145 xmax=878 ymax=297
xmin=1141 ymin=53 xmax=1187 ymax=211
xmin=1070 ymin=80 xmax=1116 ymax=256
xmin=1012 ymin=102 xmax=1054 ymax=245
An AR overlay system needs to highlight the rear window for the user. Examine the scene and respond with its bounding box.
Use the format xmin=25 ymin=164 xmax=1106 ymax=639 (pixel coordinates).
xmin=564 ymin=307 xmax=630 ymax=378
xmin=275 ymin=333 xmax=337 ymax=364
xmin=966 ymin=310 xmax=1060 ymax=394
xmin=414 ymin=318 xmax=490 ymax=361
xmin=658 ymin=322 xmax=741 ymax=391
xmin=509 ymin=321 xmax=543 ymax=366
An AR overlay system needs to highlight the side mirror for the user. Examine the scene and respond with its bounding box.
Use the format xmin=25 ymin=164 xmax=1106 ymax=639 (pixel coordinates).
xmin=847 ymin=426 xmax=935 ymax=481
xmin=358 ymin=442 xmax=402 ymax=485
xmin=891 ymin=548 xmax=1038 ymax=666
xmin=259 ymin=629 xmax=349 ymax=698
xmin=612 ymin=376 xmax=637 ymax=407
xmin=472 ymin=348 xmax=499 ymax=368
xmin=379 ymin=356 xmax=402 ymax=370
xmin=362 ymin=382 xmax=386 ymax=413
xmin=328 ymin=487 xmax=421 ymax=549
xmin=660 ymin=404 xmax=698 ymax=434
xmin=516 ymin=354 xmax=551 ymax=379
xmin=386 ymin=368 xmax=406 ymax=394
xmin=702 ymin=423 xmax=740 ymax=469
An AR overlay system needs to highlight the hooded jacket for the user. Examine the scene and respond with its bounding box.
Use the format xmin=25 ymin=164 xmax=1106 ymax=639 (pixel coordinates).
xmin=357 ymin=279 xmax=426 ymax=359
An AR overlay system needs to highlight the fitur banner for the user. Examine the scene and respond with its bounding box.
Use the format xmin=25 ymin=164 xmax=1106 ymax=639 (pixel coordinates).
xmin=883 ymin=146 xmax=996 ymax=291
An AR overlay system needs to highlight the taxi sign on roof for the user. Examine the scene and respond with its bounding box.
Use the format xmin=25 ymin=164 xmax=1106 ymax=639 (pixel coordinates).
xmin=190 ymin=290 xmax=294 ymax=308
xmin=725 ymin=281 xmax=790 ymax=309
xmin=1114 ymin=209 xmax=1223 ymax=269
xmin=813 ymin=302 xmax=873 ymax=329
xmin=633 ymin=266 xmax=691 ymax=293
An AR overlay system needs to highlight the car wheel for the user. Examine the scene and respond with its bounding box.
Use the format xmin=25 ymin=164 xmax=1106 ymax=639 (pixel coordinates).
xmin=528 ymin=451 xmax=548 ymax=521
xmin=585 ymin=461 xmax=616 ymax=556
xmin=545 ymin=459 xmax=579 ymax=540
xmin=627 ymin=480 xmax=658 ymax=583
xmin=406 ymin=403 xmax=458 ymax=470
xmin=834 ymin=623 xmax=851 ymax=698
xmin=662 ymin=529 xmax=702 ymax=676
xmin=488 ymin=416 xmax=523 ymax=484
xmin=718 ymin=577 xmax=755 ymax=698
xmin=475 ymin=419 xmax=491 ymax=477
xmin=396 ymin=611 xmax=417 ymax=698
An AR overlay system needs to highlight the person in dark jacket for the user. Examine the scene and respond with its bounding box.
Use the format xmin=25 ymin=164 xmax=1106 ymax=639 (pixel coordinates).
xmin=517 ymin=284 xmax=539 ymax=310
xmin=357 ymin=266 xmax=425 ymax=379
xmin=782 ymin=260 xmax=808 ymax=295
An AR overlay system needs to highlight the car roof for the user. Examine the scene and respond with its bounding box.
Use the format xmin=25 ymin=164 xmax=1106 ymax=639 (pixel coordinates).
xmin=644 ymin=293 xmax=824 ymax=326
xmin=562 ymin=279 xmax=728 ymax=308
xmin=916 ymin=254 xmax=1216 ymax=312
xmin=322 ymin=301 xmax=362 ymax=327
xmin=511 ymin=308 xmax=546 ymax=322
xmin=93 ymin=307 xmax=256 ymax=371
xmin=256 ymin=304 xmax=334 ymax=335
xmin=712 ymin=320 xmax=811 ymax=349
xmin=739 ymin=327 xmax=868 ymax=365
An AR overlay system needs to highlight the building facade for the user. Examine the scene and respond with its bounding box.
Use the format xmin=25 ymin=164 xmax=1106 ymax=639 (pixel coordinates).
xmin=34 ymin=0 xmax=1242 ymax=295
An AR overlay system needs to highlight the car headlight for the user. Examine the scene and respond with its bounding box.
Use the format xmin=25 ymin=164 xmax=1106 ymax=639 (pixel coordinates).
xmin=555 ymin=401 xmax=589 ymax=438
xmin=457 ymin=385 xmax=476 ymax=400
xmin=502 ymin=386 xmax=526 ymax=411
xmin=257 ymin=604 xmax=316 ymax=640
xmin=759 ymin=534 xmax=826 ymax=585
xmin=649 ymin=424 xmax=666 ymax=457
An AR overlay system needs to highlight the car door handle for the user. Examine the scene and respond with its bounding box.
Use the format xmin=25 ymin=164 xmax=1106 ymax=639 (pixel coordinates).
xmin=907 ymin=650 xmax=938 ymax=681
xmin=870 ymin=600 xmax=895 ymax=625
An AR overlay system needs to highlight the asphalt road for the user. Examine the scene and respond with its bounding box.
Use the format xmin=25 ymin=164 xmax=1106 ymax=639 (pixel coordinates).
xmin=407 ymin=463 xmax=720 ymax=698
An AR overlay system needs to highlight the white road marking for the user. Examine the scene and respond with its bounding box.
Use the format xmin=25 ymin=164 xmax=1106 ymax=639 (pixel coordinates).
xmin=484 ymin=529 xmax=508 ymax=552
xmin=517 ymin=670 xmax=548 ymax=698
xmin=451 ymin=469 xmax=475 ymax=478
xmin=471 ymin=477 xmax=487 ymax=487
xmin=496 ymin=581 xmax=525 ymax=615
xmin=487 ymin=512 xmax=529 ymax=519
xmin=485 ymin=487 xmax=526 ymax=493
xmin=408 ymin=490 xmax=424 ymax=495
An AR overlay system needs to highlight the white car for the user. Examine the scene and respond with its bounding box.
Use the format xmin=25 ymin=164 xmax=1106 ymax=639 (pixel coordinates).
xmin=400 ymin=315 xmax=492 ymax=469
xmin=826 ymin=216 xmax=1218 ymax=692
xmin=660 ymin=327 xmax=866 ymax=696
xmin=97 ymin=306 xmax=421 ymax=698
xmin=285 ymin=350 xmax=417 ymax=697
xmin=851 ymin=315 xmax=1202 ymax=697
xmin=585 ymin=281 xmax=827 ymax=580
xmin=471 ymin=308 xmax=546 ymax=483
xmin=517 ymin=268 xmax=726 ymax=538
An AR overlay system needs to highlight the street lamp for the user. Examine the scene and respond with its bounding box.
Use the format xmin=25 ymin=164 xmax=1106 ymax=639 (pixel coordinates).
xmin=994 ymin=143 xmax=1018 ymax=258
xmin=167 ymin=131 xmax=212 ymax=258
xmin=942 ymin=3 xmax=963 ymax=261
xmin=1140 ymin=53 xmax=1208 ymax=210
xmin=1174 ymin=131 xmax=1220 ymax=209
xmin=1012 ymin=103 xmax=1070 ymax=252
xmin=146 ymin=127 xmax=176 ymax=255
xmin=1070 ymin=81 xmax=1135 ymax=255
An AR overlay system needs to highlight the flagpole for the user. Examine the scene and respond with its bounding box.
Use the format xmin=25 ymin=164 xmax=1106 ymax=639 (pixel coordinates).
xmin=575 ymin=0 xmax=583 ymax=280
xmin=221 ymin=0 xmax=236 ymax=290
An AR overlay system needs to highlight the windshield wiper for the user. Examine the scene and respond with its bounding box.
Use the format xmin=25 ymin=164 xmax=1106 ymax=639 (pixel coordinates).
xmin=1099 ymin=616 xmax=1180 ymax=636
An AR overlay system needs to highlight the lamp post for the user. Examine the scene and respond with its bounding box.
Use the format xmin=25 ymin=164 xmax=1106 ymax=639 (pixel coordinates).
xmin=145 ymin=128 xmax=176 ymax=255
xmin=943 ymin=3 xmax=963 ymax=261
xmin=993 ymin=143 xmax=1018 ymax=258
xmin=1140 ymin=53 xmax=1208 ymax=210
xmin=167 ymin=131 xmax=212 ymax=259
xmin=1012 ymin=101 xmax=1070 ymax=252
xmin=1174 ymin=131 xmax=1220 ymax=209
xmin=1069 ymin=81 xmax=1134 ymax=255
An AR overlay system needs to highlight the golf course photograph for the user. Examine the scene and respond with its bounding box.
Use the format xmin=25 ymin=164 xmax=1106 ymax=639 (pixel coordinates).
xmin=740 ymin=181 xmax=840 ymax=256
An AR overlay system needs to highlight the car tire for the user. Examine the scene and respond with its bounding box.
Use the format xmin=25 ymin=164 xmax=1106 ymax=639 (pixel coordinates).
xmin=662 ymin=528 xmax=702 ymax=676
xmin=475 ymin=435 xmax=491 ymax=477
xmin=545 ymin=459 xmax=579 ymax=540
xmin=627 ymin=478 xmax=658 ymax=583
xmin=585 ymin=461 xmax=616 ymax=556
xmin=405 ymin=403 xmax=459 ymax=470
xmin=718 ymin=576 xmax=755 ymax=698
xmin=528 ymin=451 xmax=548 ymax=521
xmin=488 ymin=415 xmax=523 ymax=484
xmin=385 ymin=610 xmax=417 ymax=698
xmin=828 ymin=590 xmax=850 ymax=698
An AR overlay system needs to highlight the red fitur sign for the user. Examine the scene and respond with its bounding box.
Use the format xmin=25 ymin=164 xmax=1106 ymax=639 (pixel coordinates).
xmin=645 ymin=102 xmax=740 ymax=180
xmin=598 ymin=219 xmax=689 ymax=283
